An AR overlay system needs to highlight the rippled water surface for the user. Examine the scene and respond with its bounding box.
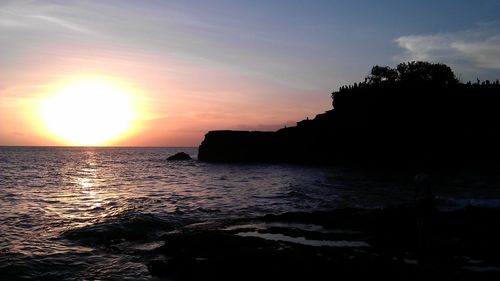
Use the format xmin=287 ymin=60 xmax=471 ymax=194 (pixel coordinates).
xmin=1 ymin=147 xmax=499 ymax=280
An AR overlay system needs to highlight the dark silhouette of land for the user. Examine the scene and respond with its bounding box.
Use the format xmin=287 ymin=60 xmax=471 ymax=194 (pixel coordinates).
xmin=198 ymin=61 xmax=500 ymax=170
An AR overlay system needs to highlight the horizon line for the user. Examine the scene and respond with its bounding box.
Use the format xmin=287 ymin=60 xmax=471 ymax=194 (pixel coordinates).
xmin=0 ymin=145 xmax=199 ymax=148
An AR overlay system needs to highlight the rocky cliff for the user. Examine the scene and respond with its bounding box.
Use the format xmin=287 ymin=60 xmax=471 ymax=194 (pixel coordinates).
xmin=198 ymin=66 xmax=500 ymax=170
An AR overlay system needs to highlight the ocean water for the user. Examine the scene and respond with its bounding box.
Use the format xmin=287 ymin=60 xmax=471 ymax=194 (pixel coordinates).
xmin=1 ymin=147 xmax=499 ymax=280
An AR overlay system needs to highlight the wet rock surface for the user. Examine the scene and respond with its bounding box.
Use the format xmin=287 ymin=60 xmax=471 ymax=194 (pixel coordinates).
xmin=148 ymin=207 xmax=500 ymax=280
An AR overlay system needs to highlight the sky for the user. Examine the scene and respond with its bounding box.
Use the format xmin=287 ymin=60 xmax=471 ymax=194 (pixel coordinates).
xmin=1 ymin=0 xmax=499 ymax=146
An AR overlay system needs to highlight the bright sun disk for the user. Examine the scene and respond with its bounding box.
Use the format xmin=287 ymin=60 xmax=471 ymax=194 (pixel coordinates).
xmin=40 ymin=80 xmax=136 ymax=146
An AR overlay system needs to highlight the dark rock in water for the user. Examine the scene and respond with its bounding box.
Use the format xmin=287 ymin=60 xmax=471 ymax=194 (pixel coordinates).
xmin=167 ymin=152 xmax=192 ymax=161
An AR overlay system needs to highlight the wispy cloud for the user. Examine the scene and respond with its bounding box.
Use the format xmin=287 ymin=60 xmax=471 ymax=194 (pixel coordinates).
xmin=27 ymin=14 xmax=91 ymax=33
xmin=0 ymin=1 xmax=92 ymax=33
xmin=450 ymin=36 xmax=500 ymax=69
xmin=395 ymin=23 xmax=500 ymax=70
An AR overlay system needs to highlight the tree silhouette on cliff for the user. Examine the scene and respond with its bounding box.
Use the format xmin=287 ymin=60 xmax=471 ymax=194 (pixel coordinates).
xmin=337 ymin=61 xmax=458 ymax=93
xmin=395 ymin=61 xmax=458 ymax=86
xmin=368 ymin=65 xmax=398 ymax=83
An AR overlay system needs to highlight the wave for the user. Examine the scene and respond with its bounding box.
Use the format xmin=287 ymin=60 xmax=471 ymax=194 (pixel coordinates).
xmin=437 ymin=197 xmax=500 ymax=211
xmin=61 ymin=211 xmax=185 ymax=246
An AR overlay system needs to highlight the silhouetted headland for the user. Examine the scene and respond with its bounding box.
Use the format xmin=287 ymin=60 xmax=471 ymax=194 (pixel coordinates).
xmin=199 ymin=61 xmax=500 ymax=170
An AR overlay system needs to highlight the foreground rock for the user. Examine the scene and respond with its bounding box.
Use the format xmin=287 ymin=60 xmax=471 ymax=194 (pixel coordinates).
xmin=148 ymin=207 xmax=500 ymax=281
xmin=167 ymin=152 xmax=192 ymax=161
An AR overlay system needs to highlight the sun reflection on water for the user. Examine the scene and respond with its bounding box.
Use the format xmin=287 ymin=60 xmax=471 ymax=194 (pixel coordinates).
xmin=77 ymin=177 xmax=94 ymax=189
xmin=47 ymin=149 xmax=131 ymax=230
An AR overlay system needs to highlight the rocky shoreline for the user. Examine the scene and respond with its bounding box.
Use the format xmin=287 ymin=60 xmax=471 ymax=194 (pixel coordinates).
xmin=148 ymin=206 xmax=500 ymax=280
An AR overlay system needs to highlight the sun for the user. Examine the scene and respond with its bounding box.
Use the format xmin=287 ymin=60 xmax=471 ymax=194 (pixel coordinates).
xmin=40 ymin=79 xmax=136 ymax=146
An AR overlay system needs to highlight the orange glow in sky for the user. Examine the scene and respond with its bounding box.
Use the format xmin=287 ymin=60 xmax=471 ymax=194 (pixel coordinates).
xmin=0 ymin=1 xmax=498 ymax=147
xmin=0 ymin=50 xmax=328 ymax=147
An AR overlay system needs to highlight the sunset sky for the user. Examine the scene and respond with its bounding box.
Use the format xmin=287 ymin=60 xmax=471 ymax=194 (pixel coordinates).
xmin=1 ymin=0 xmax=499 ymax=146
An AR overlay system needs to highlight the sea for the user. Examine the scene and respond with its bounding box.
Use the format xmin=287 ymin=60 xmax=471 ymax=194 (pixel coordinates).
xmin=1 ymin=147 xmax=499 ymax=280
